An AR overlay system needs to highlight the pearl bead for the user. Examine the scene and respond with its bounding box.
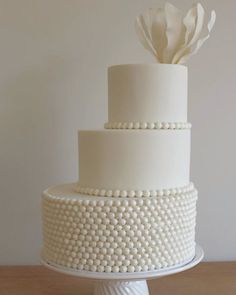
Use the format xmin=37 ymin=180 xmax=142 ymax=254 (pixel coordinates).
xmin=130 ymin=200 xmax=137 ymax=206
xmin=118 ymin=206 xmax=126 ymax=213
xmin=128 ymin=190 xmax=135 ymax=197
xmin=94 ymin=189 xmax=99 ymax=196
xmin=97 ymin=265 xmax=104 ymax=272
xmin=134 ymin=122 xmax=140 ymax=129
xmin=157 ymin=190 xmax=164 ymax=196
xmin=128 ymin=122 xmax=133 ymax=129
xmin=120 ymin=266 xmax=127 ymax=273
xmin=91 ymin=265 xmax=97 ymax=272
xmin=100 ymin=190 xmax=106 ymax=197
xmin=120 ymin=190 xmax=127 ymax=197
xmin=112 ymin=266 xmax=119 ymax=273
xmin=143 ymin=190 xmax=150 ymax=197
xmin=135 ymin=190 xmax=143 ymax=198
xmin=73 ymin=206 xmax=78 ymax=212
xmin=135 ymin=265 xmax=142 ymax=272
xmin=147 ymin=122 xmax=155 ymax=129
xmin=164 ymin=189 xmax=171 ymax=196
xmin=106 ymin=190 xmax=113 ymax=197
xmin=105 ymin=266 xmax=112 ymax=273
xmin=150 ymin=190 xmax=157 ymax=197
xmin=120 ymin=219 xmax=126 ymax=226
xmin=114 ymin=190 xmax=120 ymax=197
xmin=170 ymin=123 xmax=176 ymax=129
xmin=106 ymin=199 xmax=113 ymax=206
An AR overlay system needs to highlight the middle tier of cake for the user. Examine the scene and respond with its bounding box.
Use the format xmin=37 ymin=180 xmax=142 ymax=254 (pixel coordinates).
xmin=77 ymin=130 xmax=190 ymax=191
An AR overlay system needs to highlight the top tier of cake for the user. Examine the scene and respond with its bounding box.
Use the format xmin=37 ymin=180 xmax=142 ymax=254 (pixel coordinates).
xmin=108 ymin=64 xmax=187 ymax=124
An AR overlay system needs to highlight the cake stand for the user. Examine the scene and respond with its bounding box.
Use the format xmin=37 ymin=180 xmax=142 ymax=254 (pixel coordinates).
xmin=41 ymin=244 xmax=203 ymax=295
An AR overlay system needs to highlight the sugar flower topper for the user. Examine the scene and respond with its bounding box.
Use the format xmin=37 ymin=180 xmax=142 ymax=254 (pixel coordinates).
xmin=135 ymin=2 xmax=216 ymax=64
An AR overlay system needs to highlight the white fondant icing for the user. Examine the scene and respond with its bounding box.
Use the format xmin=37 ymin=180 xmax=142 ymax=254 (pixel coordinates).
xmin=78 ymin=130 xmax=190 ymax=190
xmin=42 ymin=183 xmax=197 ymax=273
xmin=108 ymin=64 xmax=187 ymax=123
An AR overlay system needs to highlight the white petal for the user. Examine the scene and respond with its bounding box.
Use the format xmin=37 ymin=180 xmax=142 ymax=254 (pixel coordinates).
xmin=163 ymin=2 xmax=184 ymax=63
xmin=150 ymin=8 xmax=167 ymax=62
xmin=183 ymin=4 xmax=198 ymax=46
xmin=188 ymin=3 xmax=205 ymax=47
xmin=208 ymin=10 xmax=216 ymax=31
xmin=135 ymin=15 xmax=158 ymax=60
xmin=177 ymin=10 xmax=216 ymax=64
xmin=172 ymin=4 xmax=198 ymax=64
xmin=177 ymin=35 xmax=209 ymax=64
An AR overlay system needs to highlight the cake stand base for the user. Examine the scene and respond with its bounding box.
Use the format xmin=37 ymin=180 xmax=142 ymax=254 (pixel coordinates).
xmin=94 ymin=280 xmax=149 ymax=295
xmin=41 ymin=245 xmax=203 ymax=295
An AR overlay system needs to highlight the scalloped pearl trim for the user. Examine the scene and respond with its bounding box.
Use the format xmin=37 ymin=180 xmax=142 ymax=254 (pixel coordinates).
xmin=75 ymin=183 xmax=195 ymax=198
xmin=104 ymin=122 xmax=192 ymax=130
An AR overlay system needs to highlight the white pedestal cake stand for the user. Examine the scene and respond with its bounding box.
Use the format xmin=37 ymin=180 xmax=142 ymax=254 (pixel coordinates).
xmin=41 ymin=244 xmax=203 ymax=295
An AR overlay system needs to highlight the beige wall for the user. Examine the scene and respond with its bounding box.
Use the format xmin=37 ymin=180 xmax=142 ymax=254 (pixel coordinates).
xmin=0 ymin=0 xmax=235 ymax=264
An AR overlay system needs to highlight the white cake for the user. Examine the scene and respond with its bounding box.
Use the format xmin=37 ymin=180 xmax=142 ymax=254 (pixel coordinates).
xmin=42 ymin=63 xmax=197 ymax=272
xmin=42 ymin=2 xmax=216 ymax=273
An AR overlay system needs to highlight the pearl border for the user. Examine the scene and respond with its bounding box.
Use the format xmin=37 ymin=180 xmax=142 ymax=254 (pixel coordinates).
xmin=75 ymin=183 xmax=195 ymax=198
xmin=104 ymin=122 xmax=192 ymax=130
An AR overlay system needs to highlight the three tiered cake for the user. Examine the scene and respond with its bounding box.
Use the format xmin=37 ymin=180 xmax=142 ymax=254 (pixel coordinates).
xmin=42 ymin=2 xmax=215 ymax=273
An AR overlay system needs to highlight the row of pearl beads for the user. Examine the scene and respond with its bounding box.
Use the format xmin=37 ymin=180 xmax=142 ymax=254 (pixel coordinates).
xmin=43 ymin=194 xmax=197 ymax=224
xmin=75 ymin=183 xmax=195 ymax=198
xmin=43 ymin=195 xmax=196 ymax=241
xmin=43 ymin=230 xmax=195 ymax=263
xmin=43 ymin=210 xmax=197 ymax=232
xmin=44 ymin=238 xmax=196 ymax=260
xmin=43 ymin=248 xmax=194 ymax=273
xmin=43 ymin=214 xmax=197 ymax=231
xmin=43 ymin=194 xmax=197 ymax=213
xmin=44 ymin=224 xmax=196 ymax=245
xmin=44 ymin=239 xmax=194 ymax=261
xmin=45 ymin=240 xmax=195 ymax=262
xmin=44 ymin=246 xmax=195 ymax=269
xmin=44 ymin=219 xmax=196 ymax=240
xmin=43 ymin=201 xmax=196 ymax=239
xmin=44 ymin=236 xmax=195 ymax=259
xmin=44 ymin=229 xmax=195 ymax=265
xmin=42 ymin=197 xmax=196 ymax=216
xmin=43 ymin=217 xmax=195 ymax=231
xmin=43 ymin=207 xmax=196 ymax=222
xmin=44 ymin=214 xmax=195 ymax=252
xmin=45 ymin=254 xmax=193 ymax=272
xmin=45 ymin=241 xmax=195 ymax=263
xmin=45 ymin=241 xmax=194 ymax=266
xmin=104 ymin=122 xmax=192 ymax=130
xmin=43 ymin=190 xmax=197 ymax=209
xmin=43 ymin=203 xmax=197 ymax=223
xmin=44 ymin=257 xmax=189 ymax=273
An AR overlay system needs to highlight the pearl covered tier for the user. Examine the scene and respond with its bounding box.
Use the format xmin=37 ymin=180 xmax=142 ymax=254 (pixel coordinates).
xmin=42 ymin=63 xmax=198 ymax=273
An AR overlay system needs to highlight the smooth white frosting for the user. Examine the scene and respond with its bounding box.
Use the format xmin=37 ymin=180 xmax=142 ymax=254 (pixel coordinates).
xmin=78 ymin=129 xmax=190 ymax=190
xmin=42 ymin=183 xmax=197 ymax=273
xmin=108 ymin=64 xmax=187 ymax=123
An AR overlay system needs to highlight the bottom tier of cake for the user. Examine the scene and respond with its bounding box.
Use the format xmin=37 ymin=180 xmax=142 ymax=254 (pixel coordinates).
xmin=42 ymin=183 xmax=197 ymax=273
